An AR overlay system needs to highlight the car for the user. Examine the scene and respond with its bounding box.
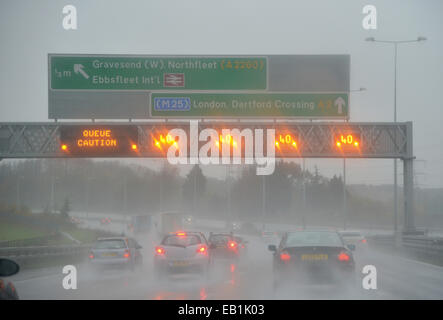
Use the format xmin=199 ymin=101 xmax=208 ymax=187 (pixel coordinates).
xmin=268 ymin=230 xmax=356 ymax=290
xmin=70 ymin=216 xmax=83 ymax=225
xmin=100 ymin=217 xmax=111 ymax=225
xmin=208 ymin=232 xmax=242 ymax=261
xmin=224 ymin=221 xmax=240 ymax=232
xmin=0 ymin=258 xmax=20 ymax=300
xmin=184 ymin=215 xmax=194 ymax=225
xmin=88 ymin=237 xmax=143 ymax=271
xmin=339 ymin=230 xmax=368 ymax=249
xmin=153 ymin=231 xmax=211 ymax=278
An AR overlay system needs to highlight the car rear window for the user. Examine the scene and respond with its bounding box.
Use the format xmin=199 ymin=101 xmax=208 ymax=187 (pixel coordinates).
xmin=210 ymin=235 xmax=231 ymax=244
xmin=93 ymin=239 xmax=126 ymax=249
xmin=285 ymin=232 xmax=343 ymax=247
xmin=340 ymin=232 xmax=362 ymax=237
xmin=162 ymin=235 xmax=201 ymax=246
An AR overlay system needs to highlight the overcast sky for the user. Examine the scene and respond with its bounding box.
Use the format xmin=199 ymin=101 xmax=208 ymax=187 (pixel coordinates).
xmin=1 ymin=0 xmax=442 ymax=187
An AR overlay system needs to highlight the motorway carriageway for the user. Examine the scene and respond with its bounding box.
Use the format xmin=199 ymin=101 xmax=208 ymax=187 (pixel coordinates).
xmin=9 ymin=225 xmax=443 ymax=300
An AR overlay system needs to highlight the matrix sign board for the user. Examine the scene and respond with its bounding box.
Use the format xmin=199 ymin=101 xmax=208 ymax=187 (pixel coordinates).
xmin=59 ymin=125 xmax=139 ymax=157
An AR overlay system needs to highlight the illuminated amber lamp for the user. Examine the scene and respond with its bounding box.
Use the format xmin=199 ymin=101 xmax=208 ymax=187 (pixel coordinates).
xmin=335 ymin=134 xmax=360 ymax=149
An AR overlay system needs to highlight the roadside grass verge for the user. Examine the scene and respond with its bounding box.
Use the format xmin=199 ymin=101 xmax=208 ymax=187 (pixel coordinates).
xmin=0 ymin=222 xmax=48 ymax=241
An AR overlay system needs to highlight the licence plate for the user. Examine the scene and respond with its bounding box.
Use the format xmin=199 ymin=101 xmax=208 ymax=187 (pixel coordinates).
xmin=102 ymin=252 xmax=117 ymax=257
xmin=172 ymin=261 xmax=189 ymax=267
xmin=301 ymin=254 xmax=328 ymax=261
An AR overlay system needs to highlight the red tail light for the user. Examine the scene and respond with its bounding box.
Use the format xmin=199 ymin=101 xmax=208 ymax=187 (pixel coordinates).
xmin=280 ymin=252 xmax=291 ymax=261
xmin=362 ymin=239 xmax=367 ymax=243
xmin=89 ymin=253 xmax=94 ymax=259
xmin=123 ymin=250 xmax=131 ymax=259
xmin=155 ymin=246 xmax=165 ymax=255
xmin=196 ymin=245 xmax=207 ymax=254
xmin=338 ymin=252 xmax=350 ymax=261
xmin=228 ymin=240 xmax=237 ymax=250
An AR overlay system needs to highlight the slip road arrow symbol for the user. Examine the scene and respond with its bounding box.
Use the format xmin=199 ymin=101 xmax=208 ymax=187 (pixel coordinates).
xmin=334 ymin=97 xmax=346 ymax=114
xmin=73 ymin=64 xmax=89 ymax=79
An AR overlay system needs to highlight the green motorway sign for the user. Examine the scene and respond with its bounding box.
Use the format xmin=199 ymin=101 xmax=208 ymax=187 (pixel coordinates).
xmin=150 ymin=93 xmax=349 ymax=118
xmin=50 ymin=55 xmax=267 ymax=90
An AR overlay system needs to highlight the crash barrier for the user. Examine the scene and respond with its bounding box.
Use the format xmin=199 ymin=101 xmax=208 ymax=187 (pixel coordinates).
xmin=368 ymin=234 xmax=443 ymax=263
xmin=0 ymin=244 xmax=91 ymax=269
xmin=0 ymin=244 xmax=91 ymax=258
xmin=0 ymin=233 xmax=61 ymax=248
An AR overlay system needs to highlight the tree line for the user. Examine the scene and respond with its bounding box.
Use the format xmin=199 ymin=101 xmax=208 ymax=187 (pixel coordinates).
xmin=0 ymin=159 xmax=394 ymax=227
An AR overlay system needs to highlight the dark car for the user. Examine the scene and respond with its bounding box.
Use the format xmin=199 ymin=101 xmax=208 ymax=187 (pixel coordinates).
xmin=268 ymin=230 xmax=356 ymax=290
xmin=208 ymin=232 xmax=242 ymax=261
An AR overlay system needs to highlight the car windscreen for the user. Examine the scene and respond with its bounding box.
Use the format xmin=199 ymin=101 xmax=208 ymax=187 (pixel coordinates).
xmin=285 ymin=232 xmax=343 ymax=247
xmin=93 ymin=239 xmax=126 ymax=249
xmin=162 ymin=235 xmax=201 ymax=246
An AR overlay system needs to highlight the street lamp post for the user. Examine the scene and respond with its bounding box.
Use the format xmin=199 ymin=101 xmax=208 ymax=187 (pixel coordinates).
xmin=343 ymin=87 xmax=366 ymax=230
xmin=50 ymin=176 xmax=60 ymax=214
xmin=16 ymin=176 xmax=24 ymax=210
xmin=365 ymin=36 xmax=427 ymax=236
xmin=226 ymin=165 xmax=231 ymax=225
xmin=85 ymin=177 xmax=94 ymax=220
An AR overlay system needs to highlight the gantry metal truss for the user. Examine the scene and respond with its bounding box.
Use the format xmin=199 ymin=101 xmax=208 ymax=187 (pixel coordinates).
xmin=0 ymin=121 xmax=412 ymax=159
xmin=0 ymin=121 xmax=416 ymax=232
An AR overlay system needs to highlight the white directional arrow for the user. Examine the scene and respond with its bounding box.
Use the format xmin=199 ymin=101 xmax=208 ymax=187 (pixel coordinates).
xmin=334 ymin=97 xmax=346 ymax=114
xmin=73 ymin=64 xmax=89 ymax=79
